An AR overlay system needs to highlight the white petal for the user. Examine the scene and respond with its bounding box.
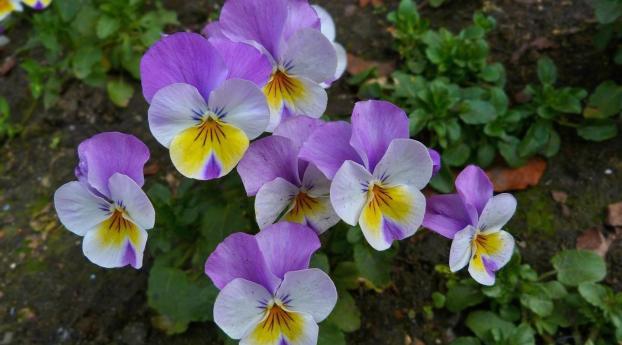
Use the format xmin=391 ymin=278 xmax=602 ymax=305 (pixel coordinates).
xmin=148 ymin=83 xmax=206 ymax=148
xmin=214 ymin=278 xmax=272 ymax=340
xmin=209 ymin=78 xmax=270 ymax=140
xmin=54 ymin=181 xmax=111 ymax=236
xmin=108 ymin=173 xmax=155 ymax=230
xmin=281 ymin=28 xmax=337 ymax=83
xmin=241 ymin=311 xmax=319 ymax=345
xmin=468 ymin=260 xmax=496 ymax=286
xmin=312 ymin=5 xmax=336 ymax=42
xmin=301 ymin=164 xmax=331 ymax=198
xmin=255 ymin=178 xmax=299 ymax=229
xmin=283 ymin=76 xmax=328 ymax=120
xmin=82 ymin=224 xmax=148 ymax=269
xmin=477 ymin=193 xmax=517 ymax=232
xmin=372 ymin=139 xmax=433 ymax=190
xmin=449 ymin=225 xmax=476 ymax=272
xmin=329 ymin=161 xmax=372 ymax=225
xmin=333 ymin=42 xmax=347 ymax=81
xmin=276 ymin=269 xmax=337 ymax=323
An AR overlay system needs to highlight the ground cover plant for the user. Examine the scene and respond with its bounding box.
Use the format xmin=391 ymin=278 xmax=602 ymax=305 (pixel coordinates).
xmin=0 ymin=0 xmax=621 ymax=345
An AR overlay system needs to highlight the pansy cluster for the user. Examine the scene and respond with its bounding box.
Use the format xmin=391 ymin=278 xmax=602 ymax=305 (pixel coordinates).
xmin=52 ymin=0 xmax=519 ymax=344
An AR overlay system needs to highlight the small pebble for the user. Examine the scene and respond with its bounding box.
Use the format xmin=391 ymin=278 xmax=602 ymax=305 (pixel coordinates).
xmin=2 ymin=204 xmax=9 ymax=212
xmin=605 ymin=169 xmax=613 ymax=175
xmin=90 ymin=274 xmax=96 ymax=280
xmin=8 ymin=263 xmax=15 ymax=270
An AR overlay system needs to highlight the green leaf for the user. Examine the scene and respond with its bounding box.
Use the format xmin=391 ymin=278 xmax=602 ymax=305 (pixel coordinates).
xmin=96 ymin=15 xmax=120 ymax=39
xmin=429 ymin=0 xmax=446 ymax=8
xmin=325 ymin=290 xmax=361 ymax=332
xmin=465 ymin=311 xmax=515 ymax=341
xmin=332 ymin=262 xmax=360 ymax=290
xmin=537 ymin=56 xmax=557 ymax=85
xmin=509 ymin=323 xmax=535 ymax=345
xmin=480 ymin=63 xmax=505 ymax=84
xmin=432 ymin=292 xmax=446 ymax=308
xmin=578 ymin=282 xmax=608 ymax=308
xmin=584 ymin=81 xmax=622 ymax=119
xmin=310 ymin=252 xmax=330 ymax=274
xmin=446 ymin=282 xmax=485 ymax=312
xmin=520 ymin=289 xmax=554 ymax=317
xmin=72 ymin=46 xmax=103 ymax=80
xmin=106 ymin=79 xmax=135 ymax=107
xmin=429 ymin=164 xmax=453 ymax=193
xmin=577 ymin=122 xmax=618 ymax=142
xmin=542 ymin=129 xmax=561 ymax=158
xmin=552 ymin=250 xmax=607 ymax=286
xmin=518 ymin=121 xmax=550 ymax=158
xmin=147 ymin=261 xmax=218 ymax=334
xmin=450 ymin=337 xmax=481 ymax=345
xmin=460 ymin=100 xmax=497 ymax=124
xmin=540 ymin=281 xmax=567 ymax=299
xmin=318 ymin=323 xmax=346 ymax=345
xmin=353 ymin=244 xmax=394 ymax=290
xmin=498 ymin=138 xmax=528 ymax=168
xmin=477 ymin=143 xmax=496 ymax=167
xmin=594 ymin=0 xmax=622 ymax=24
xmin=443 ymin=143 xmax=471 ymax=167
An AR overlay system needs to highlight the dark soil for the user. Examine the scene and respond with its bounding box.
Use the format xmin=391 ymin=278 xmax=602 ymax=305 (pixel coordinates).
xmin=1 ymin=0 xmax=621 ymax=344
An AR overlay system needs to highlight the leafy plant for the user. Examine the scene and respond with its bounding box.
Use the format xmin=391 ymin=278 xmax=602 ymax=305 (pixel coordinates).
xmin=19 ymin=0 xmax=177 ymax=109
xmin=432 ymin=250 xmax=621 ymax=345
xmin=591 ymin=0 xmax=622 ymax=64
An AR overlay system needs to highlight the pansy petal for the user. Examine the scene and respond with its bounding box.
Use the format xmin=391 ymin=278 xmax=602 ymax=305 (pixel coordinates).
xmin=243 ymin=310 xmax=318 ymax=345
xmin=283 ymin=0 xmax=321 ymax=41
xmin=148 ymin=83 xmax=206 ymax=148
xmin=449 ymin=225 xmax=476 ymax=272
xmin=455 ymin=165 xmax=493 ymax=215
xmin=21 ymin=0 xmax=49 ymax=9
xmin=429 ymin=148 xmax=441 ymax=176
xmin=372 ymin=139 xmax=433 ymax=190
xmin=237 ymin=136 xmax=300 ymax=196
xmin=281 ymin=29 xmax=337 ymax=83
xmin=330 ymin=161 xmax=372 ymax=226
xmin=273 ymin=116 xmax=324 ymax=153
xmin=54 ymin=181 xmax=111 ymax=236
xmin=332 ymin=42 xmax=347 ymax=82
xmin=170 ymin=118 xmax=249 ymax=180
xmin=205 ymin=233 xmax=281 ymax=292
xmin=312 ymin=5 xmax=335 ymax=42
xmin=255 ymin=222 xmax=320 ymax=279
xmin=359 ymin=185 xmax=426 ymax=251
xmin=82 ymin=219 xmax=147 ymax=269
xmin=469 ymin=231 xmax=514 ymax=286
xmin=209 ymin=38 xmax=273 ymax=86
xmin=203 ymin=21 xmax=226 ymax=38
xmin=255 ymin=178 xmax=300 ymax=229
xmin=213 ymin=278 xmax=272 ymax=340
xmin=219 ymin=0 xmax=288 ymax=57
xmin=276 ymin=268 xmax=337 ymax=322
xmin=108 ymin=173 xmax=155 ymax=230
xmin=423 ymin=194 xmax=478 ymax=239
xmin=209 ymin=78 xmax=270 ymax=140
xmin=77 ymin=132 xmax=149 ymax=197
xmin=140 ymin=32 xmax=227 ymax=102
xmin=350 ymin=100 xmax=409 ymax=171
xmin=299 ymin=121 xmax=362 ymax=179
xmin=478 ymin=194 xmax=517 ymax=233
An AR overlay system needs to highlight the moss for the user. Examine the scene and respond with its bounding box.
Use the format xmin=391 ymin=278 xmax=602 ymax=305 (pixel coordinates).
xmin=516 ymin=189 xmax=556 ymax=235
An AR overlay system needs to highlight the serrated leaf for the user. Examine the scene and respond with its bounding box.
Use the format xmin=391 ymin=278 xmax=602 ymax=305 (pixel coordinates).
xmin=552 ymin=250 xmax=607 ymax=286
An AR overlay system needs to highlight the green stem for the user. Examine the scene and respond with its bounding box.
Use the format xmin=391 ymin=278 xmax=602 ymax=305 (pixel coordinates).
xmin=538 ymin=270 xmax=557 ymax=281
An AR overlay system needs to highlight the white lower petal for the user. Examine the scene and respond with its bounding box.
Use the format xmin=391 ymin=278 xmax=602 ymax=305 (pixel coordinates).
xmin=329 ymin=161 xmax=372 ymax=225
xmin=449 ymin=225 xmax=476 ymax=272
xmin=255 ymin=178 xmax=299 ymax=229
xmin=82 ymin=221 xmax=147 ymax=269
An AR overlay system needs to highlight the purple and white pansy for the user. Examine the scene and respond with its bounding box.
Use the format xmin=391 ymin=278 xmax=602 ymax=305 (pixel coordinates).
xmin=206 ymin=0 xmax=340 ymax=130
xmin=141 ymin=32 xmax=271 ymax=181
xmin=299 ymin=100 xmax=435 ymax=251
xmin=54 ymin=132 xmax=155 ymax=269
xmin=423 ymin=165 xmax=517 ymax=285
xmin=237 ymin=116 xmax=340 ymax=234
xmin=205 ymin=222 xmax=338 ymax=345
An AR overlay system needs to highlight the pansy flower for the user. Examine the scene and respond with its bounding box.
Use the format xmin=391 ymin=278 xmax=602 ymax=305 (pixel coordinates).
xmin=206 ymin=0 xmax=339 ymax=130
xmin=0 ymin=0 xmax=21 ymax=21
xmin=21 ymin=0 xmax=51 ymax=10
xmin=423 ymin=165 xmax=516 ymax=285
xmin=299 ymin=100 xmax=434 ymax=251
xmin=205 ymin=222 xmax=338 ymax=345
xmin=141 ymin=32 xmax=272 ymax=180
xmin=237 ymin=116 xmax=340 ymax=234
xmin=54 ymin=132 xmax=155 ymax=269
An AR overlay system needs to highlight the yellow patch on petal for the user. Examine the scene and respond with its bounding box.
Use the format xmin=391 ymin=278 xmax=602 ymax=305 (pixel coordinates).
xmin=263 ymin=69 xmax=306 ymax=112
xmin=470 ymin=232 xmax=504 ymax=273
xmin=169 ymin=117 xmax=249 ymax=179
xmin=283 ymin=191 xmax=325 ymax=224
xmin=95 ymin=209 xmax=140 ymax=247
xmin=360 ymin=183 xmax=413 ymax=235
xmin=248 ymin=304 xmax=305 ymax=345
xmin=0 ymin=0 xmax=16 ymax=16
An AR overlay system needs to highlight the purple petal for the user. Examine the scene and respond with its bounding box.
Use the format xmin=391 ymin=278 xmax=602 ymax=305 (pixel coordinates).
xmin=140 ymin=32 xmax=228 ymax=103
xmin=274 ymin=116 xmax=325 ymax=153
xmin=298 ymin=121 xmax=362 ymax=180
xmin=202 ymin=21 xmax=226 ymax=38
xmin=429 ymin=148 xmax=441 ymax=176
xmin=255 ymin=222 xmax=320 ymax=279
xmin=77 ymin=132 xmax=149 ymax=198
xmin=205 ymin=233 xmax=281 ymax=293
xmin=350 ymin=100 xmax=409 ymax=171
xmin=382 ymin=218 xmax=406 ymax=243
xmin=209 ymin=38 xmax=273 ymax=86
xmin=423 ymin=194 xmax=478 ymax=239
xmin=237 ymin=136 xmax=301 ymax=196
xmin=219 ymin=0 xmax=289 ymax=57
xmin=455 ymin=165 xmax=493 ymax=215
xmin=283 ymin=0 xmax=321 ymax=42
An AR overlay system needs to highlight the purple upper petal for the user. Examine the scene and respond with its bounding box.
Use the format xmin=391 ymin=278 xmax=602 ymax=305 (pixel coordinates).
xmin=140 ymin=32 xmax=228 ymax=103
xmin=282 ymin=0 xmax=321 ymax=42
xmin=429 ymin=148 xmax=441 ymax=176
xmin=76 ymin=132 xmax=149 ymax=198
xmin=274 ymin=116 xmax=325 ymax=153
xmin=423 ymin=194 xmax=478 ymax=239
xmin=298 ymin=121 xmax=363 ymax=180
xmin=219 ymin=0 xmax=289 ymax=57
xmin=205 ymin=233 xmax=281 ymax=293
xmin=237 ymin=135 xmax=301 ymax=196
xmin=455 ymin=165 xmax=493 ymax=216
xmin=208 ymin=38 xmax=273 ymax=86
xmin=350 ymin=100 xmax=409 ymax=171
xmin=255 ymin=222 xmax=320 ymax=279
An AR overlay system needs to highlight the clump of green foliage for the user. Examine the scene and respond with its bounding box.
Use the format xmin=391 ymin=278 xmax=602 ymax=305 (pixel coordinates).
xmin=145 ymin=178 xmax=397 ymax=344
xmin=0 ymin=97 xmax=20 ymax=140
xmin=591 ymin=0 xmax=622 ymax=64
xmin=20 ymin=0 xmax=177 ymax=108
xmin=428 ymin=250 xmax=620 ymax=345
xmin=352 ymin=0 xmax=620 ymax=188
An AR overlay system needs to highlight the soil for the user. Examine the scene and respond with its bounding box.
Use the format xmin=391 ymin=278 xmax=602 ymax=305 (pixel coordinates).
xmin=1 ymin=0 xmax=621 ymax=344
